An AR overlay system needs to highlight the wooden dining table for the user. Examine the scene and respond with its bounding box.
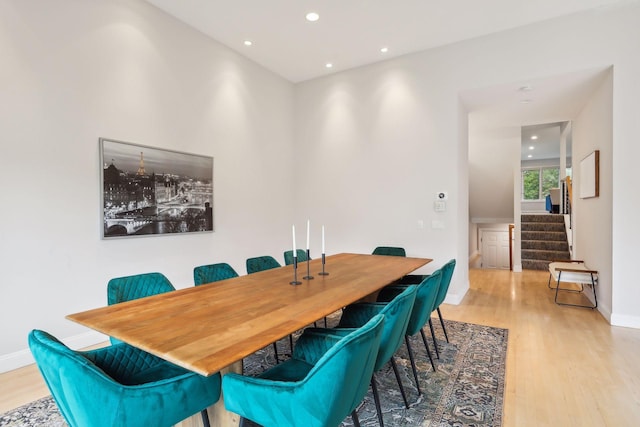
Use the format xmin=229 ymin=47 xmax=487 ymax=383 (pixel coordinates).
xmin=66 ymin=252 xmax=431 ymax=426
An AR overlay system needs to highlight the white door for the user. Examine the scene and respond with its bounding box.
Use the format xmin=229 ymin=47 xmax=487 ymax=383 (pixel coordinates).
xmin=481 ymin=230 xmax=510 ymax=269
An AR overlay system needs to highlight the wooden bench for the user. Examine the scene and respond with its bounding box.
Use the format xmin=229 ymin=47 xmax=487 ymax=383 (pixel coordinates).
xmin=548 ymin=260 xmax=598 ymax=309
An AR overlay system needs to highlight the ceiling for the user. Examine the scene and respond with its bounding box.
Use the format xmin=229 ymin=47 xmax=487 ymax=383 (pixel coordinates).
xmin=145 ymin=0 xmax=629 ymax=83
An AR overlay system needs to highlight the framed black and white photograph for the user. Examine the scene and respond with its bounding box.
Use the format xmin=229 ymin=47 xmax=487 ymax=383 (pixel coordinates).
xmin=579 ymin=150 xmax=599 ymax=199
xmin=100 ymin=138 xmax=214 ymax=239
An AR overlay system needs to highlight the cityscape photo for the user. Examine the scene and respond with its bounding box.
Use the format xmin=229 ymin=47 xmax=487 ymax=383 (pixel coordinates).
xmin=100 ymin=138 xmax=214 ymax=238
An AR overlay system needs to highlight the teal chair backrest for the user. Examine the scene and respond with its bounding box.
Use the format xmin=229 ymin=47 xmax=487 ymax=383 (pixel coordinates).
xmin=372 ymin=246 xmax=406 ymax=257
xmin=246 ymin=255 xmax=281 ymax=274
xmin=283 ymin=249 xmax=308 ymax=265
xmin=107 ymin=272 xmax=174 ymax=305
xmin=193 ymin=262 xmax=239 ymax=285
xmin=28 ymin=329 xmax=221 ymax=427
xmin=433 ymin=259 xmax=456 ymax=308
xmin=107 ymin=272 xmax=174 ymax=344
xmin=405 ymin=269 xmax=442 ymax=336
xmin=222 ymin=314 xmax=385 ymax=427
xmin=339 ymin=285 xmax=417 ymax=371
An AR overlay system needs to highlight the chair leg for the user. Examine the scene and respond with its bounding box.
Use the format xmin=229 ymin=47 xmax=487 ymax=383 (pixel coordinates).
xmin=437 ymin=307 xmax=449 ymax=343
xmin=351 ymin=409 xmax=361 ymax=427
xmin=324 ymin=316 xmax=328 ymax=328
xmin=389 ymin=357 xmax=410 ymax=409
xmin=370 ymin=376 xmax=385 ymax=427
xmin=428 ymin=318 xmax=440 ymax=359
xmin=419 ymin=328 xmax=436 ymax=371
xmin=201 ymin=409 xmax=211 ymax=427
xmin=272 ymin=342 xmax=280 ymax=364
xmin=404 ymin=335 xmax=421 ymax=395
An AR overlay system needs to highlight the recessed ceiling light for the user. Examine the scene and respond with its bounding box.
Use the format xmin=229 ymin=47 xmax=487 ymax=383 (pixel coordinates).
xmin=306 ymin=12 xmax=319 ymax=22
xmin=527 ymin=154 xmax=533 ymax=158
xmin=531 ymin=135 xmax=538 ymax=140
xmin=380 ymin=47 xmax=389 ymax=53
xmin=529 ymin=146 xmax=534 ymax=150
xmin=243 ymin=40 xmax=253 ymax=46
xmin=325 ymin=63 xmax=333 ymax=68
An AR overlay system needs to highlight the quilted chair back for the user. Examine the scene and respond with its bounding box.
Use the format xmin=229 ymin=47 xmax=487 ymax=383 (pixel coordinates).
xmin=405 ymin=269 xmax=442 ymax=336
xmin=193 ymin=262 xmax=239 ymax=285
xmin=433 ymin=259 xmax=456 ymax=308
xmin=339 ymin=285 xmax=417 ymax=371
xmin=222 ymin=314 xmax=385 ymax=427
xmin=372 ymin=246 xmax=406 ymax=257
xmin=107 ymin=272 xmax=175 ymax=344
xmin=283 ymin=249 xmax=308 ymax=265
xmin=246 ymin=255 xmax=281 ymax=274
xmin=28 ymin=329 xmax=221 ymax=427
xmin=107 ymin=272 xmax=174 ymax=305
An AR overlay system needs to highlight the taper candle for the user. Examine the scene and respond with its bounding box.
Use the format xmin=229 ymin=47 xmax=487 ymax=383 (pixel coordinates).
xmin=292 ymin=225 xmax=296 ymax=254
xmin=306 ymin=219 xmax=310 ymax=250
xmin=322 ymin=225 xmax=325 ymax=254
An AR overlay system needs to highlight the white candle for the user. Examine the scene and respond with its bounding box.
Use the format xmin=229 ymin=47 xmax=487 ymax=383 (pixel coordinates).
xmin=306 ymin=219 xmax=310 ymax=250
xmin=292 ymin=225 xmax=296 ymax=256
xmin=322 ymin=225 xmax=325 ymax=254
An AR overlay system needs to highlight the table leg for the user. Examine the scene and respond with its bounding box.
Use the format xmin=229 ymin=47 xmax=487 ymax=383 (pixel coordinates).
xmin=175 ymin=360 xmax=243 ymax=427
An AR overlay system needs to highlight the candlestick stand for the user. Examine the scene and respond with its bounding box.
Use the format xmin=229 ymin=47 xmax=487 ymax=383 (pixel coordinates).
xmin=290 ymin=256 xmax=302 ymax=285
xmin=318 ymin=253 xmax=329 ymax=275
xmin=303 ymin=249 xmax=314 ymax=280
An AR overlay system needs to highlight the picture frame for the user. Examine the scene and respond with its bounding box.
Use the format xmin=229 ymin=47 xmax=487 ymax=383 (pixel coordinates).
xmin=579 ymin=150 xmax=599 ymax=199
xmin=100 ymin=138 xmax=214 ymax=239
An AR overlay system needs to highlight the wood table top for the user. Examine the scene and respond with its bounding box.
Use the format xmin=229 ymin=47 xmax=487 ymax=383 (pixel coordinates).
xmin=66 ymin=253 xmax=431 ymax=376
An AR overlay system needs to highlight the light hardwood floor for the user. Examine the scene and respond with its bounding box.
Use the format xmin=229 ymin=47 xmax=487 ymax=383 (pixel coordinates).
xmin=2 ymin=268 xmax=639 ymax=426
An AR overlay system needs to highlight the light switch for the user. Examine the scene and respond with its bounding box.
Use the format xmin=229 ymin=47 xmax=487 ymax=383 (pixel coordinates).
xmin=434 ymin=200 xmax=446 ymax=212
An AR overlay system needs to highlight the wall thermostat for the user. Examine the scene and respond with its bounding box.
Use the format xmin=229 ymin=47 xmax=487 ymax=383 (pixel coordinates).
xmin=436 ymin=192 xmax=448 ymax=200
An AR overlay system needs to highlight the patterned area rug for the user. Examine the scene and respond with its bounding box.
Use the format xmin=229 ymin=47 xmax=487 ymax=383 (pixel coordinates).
xmin=0 ymin=318 xmax=507 ymax=427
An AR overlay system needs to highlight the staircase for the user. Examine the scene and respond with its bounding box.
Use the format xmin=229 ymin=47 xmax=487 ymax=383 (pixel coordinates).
xmin=521 ymin=214 xmax=571 ymax=270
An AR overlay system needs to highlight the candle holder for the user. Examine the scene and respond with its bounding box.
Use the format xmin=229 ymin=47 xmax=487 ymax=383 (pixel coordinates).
xmin=290 ymin=256 xmax=302 ymax=285
xmin=318 ymin=253 xmax=329 ymax=276
xmin=303 ymin=249 xmax=314 ymax=280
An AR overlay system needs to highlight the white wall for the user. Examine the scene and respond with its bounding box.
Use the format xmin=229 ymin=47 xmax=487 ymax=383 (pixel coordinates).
xmin=0 ymin=0 xmax=295 ymax=370
xmin=572 ymin=71 xmax=613 ymax=319
xmin=293 ymin=2 xmax=640 ymax=327
xmin=469 ymin=124 xmax=520 ymax=222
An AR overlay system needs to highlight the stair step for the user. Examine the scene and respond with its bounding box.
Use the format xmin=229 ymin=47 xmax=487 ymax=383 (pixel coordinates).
xmin=522 ymin=259 xmax=553 ymax=271
xmin=521 ymin=214 xmax=564 ymax=223
xmin=521 ymin=239 xmax=569 ymax=251
xmin=521 ymin=222 xmax=565 ymax=232
xmin=522 ymin=249 xmax=571 ymax=262
xmin=521 ymin=231 xmax=567 ymax=242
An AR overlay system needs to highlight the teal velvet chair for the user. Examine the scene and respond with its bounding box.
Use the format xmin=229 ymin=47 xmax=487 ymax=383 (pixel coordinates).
xmin=222 ymin=314 xmax=385 ymax=427
xmin=107 ymin=272 xmax=175 ymax=345
xmin=324 ymin=285 xmax=417 ymax=426
xmin=245 ymin=255 xmax=290 ymax=362
xmin=283 ymin=249 xmax=308 ymax=265
xmin=377 ymin=269 xmax=443 ymax=394
xmin=246 ymin=255 xmax=281 ymax=274
xmin=106 ymin=271 xmax=212 ymax=426
xmin=373 ymin=246 xmax=426 ymax=285
xmin=28 ymin=329 xmax=221 ymax=427
xmin=107 ymin=272 xmax=174 ymax=307
xmin=194 ymin=262 xmax=239 ymax=285
xmin=372 ymin=246 xmax=406 ymax=257
xmin=431 ymin=259 xmax=456 ymax=357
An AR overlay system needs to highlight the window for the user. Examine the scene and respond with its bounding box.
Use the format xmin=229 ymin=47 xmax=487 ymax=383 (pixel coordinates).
xmin=522 ymin=167 xmax=559 ymax=200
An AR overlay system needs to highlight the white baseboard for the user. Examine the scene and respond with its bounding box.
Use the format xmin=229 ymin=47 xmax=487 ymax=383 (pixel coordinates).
xmin=610 ymin=313 xmax=640 ymax=329
xmin=0 ymin=330 xmax=108 ymax=374
xmin=513 ymin=264 xmax=522 ymax=272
